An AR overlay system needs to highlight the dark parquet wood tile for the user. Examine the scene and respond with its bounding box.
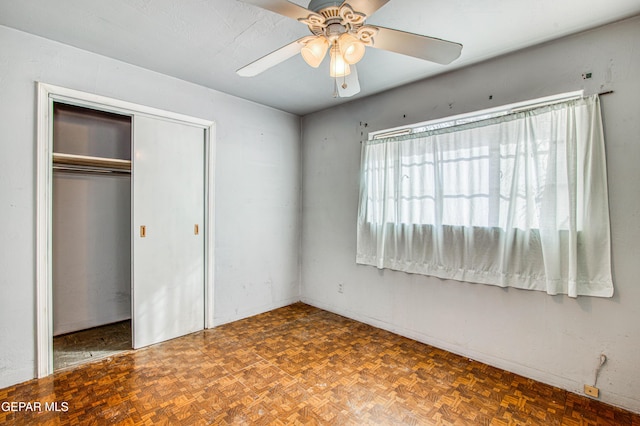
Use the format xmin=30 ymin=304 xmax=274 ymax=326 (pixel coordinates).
xmin=1 ymin=302 xmax=638 ymax=425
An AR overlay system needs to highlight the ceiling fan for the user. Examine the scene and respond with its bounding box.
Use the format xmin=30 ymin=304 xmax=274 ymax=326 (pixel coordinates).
xmin=236 ymin=0 xmax=463 ymax=98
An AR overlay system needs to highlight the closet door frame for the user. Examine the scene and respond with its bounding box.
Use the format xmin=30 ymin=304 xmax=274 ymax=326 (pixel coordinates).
xmin=35 ymin=82 xmax=216 ymax=378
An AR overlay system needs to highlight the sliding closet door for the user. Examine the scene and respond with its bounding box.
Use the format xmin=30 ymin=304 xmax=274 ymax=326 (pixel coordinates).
xmin=132 ymin=115 xmax=205 ymax=349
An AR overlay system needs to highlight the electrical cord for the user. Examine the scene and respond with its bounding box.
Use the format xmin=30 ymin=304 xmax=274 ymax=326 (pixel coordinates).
xmin=593 ymin=354 xmax=607 ymax=387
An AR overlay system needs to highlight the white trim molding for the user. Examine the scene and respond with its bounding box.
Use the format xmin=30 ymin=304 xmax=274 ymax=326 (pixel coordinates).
xmin=35 ymin=82 xmax=216 ymax=377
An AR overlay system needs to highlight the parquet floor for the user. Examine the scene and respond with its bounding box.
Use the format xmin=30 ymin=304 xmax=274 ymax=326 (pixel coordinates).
xmin=53 ymin=320 xmax=131 ymax=371
xmin=1 ymin=303 xmax=638 ymax=425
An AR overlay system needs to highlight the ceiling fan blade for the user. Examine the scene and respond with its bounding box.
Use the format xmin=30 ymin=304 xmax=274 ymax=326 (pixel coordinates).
xmin=343 ymin=0 xmax=390 ymax=17
xmin=238 ymin=0 xmax=314 ymax=21
xmin=371 ymin=26 xmax=462 ymax=65
xmin=337 ymin=64 xmax=361 ymax=98
xmin=237 ymin=38 xmax=306 ymax=77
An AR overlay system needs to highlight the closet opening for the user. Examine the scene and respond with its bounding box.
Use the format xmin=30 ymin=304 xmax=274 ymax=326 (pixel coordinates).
xmin=51 ymin=102 xmax=133 ymax=370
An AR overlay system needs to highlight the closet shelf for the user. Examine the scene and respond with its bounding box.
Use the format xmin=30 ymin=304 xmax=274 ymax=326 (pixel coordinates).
xmin=53 ymin=153 xmax=131 ymax=172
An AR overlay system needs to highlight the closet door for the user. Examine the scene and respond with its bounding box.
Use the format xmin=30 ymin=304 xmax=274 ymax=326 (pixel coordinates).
xmin=132 ymin=115 xmax=205 ymax=349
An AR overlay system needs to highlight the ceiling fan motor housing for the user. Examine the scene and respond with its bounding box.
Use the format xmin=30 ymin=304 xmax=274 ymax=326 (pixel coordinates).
xmin=308 ymin=0 xmax=343 ymax=13
xmin=304 ymin=0 xmax=368 ymax=40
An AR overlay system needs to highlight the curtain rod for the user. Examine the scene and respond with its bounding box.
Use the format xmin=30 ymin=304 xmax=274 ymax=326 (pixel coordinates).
xmin=364 ymin=91 xmax=615 ymax=143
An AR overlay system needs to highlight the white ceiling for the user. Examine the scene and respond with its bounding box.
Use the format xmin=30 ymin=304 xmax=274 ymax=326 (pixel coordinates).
xmin=1 ymin=0 xmax=639 ymax=115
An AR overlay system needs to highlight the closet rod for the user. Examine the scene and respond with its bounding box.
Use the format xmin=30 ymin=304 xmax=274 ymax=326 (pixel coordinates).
xmin=53 ymin=152 xmax=131 ymax=171
xmin=53 ymin=164 xmax=131 ymax=175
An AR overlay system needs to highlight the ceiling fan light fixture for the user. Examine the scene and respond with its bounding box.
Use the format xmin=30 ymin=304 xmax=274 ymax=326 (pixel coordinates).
xmin=338 ymin=33 xmax=366 ymax=64
xmin=329 ymin=45 xmax=351 ymax=77
xmin=301 ymin=37 xmax=329 ymax=68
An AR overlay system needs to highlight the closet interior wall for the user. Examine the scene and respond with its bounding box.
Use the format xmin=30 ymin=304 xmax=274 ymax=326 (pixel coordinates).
xmin=52 ymin=103 xmax=132 ymax=336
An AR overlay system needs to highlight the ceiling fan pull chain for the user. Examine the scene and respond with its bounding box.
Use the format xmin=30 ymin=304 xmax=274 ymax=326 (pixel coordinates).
xmin=332 ymin=39 xmax=339 ymax=97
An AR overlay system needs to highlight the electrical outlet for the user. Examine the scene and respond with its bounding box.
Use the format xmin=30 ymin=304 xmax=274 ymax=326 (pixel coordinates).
xmin=584 ymin=384 xmax=599 ymax=398
xmin=338 ymin=282 xmax=344 ymax=294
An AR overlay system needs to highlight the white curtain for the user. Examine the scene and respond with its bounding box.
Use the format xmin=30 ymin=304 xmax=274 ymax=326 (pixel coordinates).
xmin=356 ymin=95 xmax=613 ymax=297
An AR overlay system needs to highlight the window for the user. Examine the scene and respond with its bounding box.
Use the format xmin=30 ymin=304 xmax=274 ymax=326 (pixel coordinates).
xmin=357 ymin=94 xmax=613 ymax=298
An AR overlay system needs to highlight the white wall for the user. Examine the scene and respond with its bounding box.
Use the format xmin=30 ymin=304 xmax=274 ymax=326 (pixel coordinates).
xmin=301 ymin=17 xmax=640 ymax=413
xmin=53 ymin=173 xmax=132 ymax=335
xmin=0 ymin=25 xmax=301 ymax=388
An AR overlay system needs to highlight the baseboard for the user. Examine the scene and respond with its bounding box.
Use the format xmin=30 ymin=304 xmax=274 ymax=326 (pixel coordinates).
xmin=0 ymin=366 xmax=35 ymax=391
xmin=212 ymin=297 xmax=300 ymax=328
